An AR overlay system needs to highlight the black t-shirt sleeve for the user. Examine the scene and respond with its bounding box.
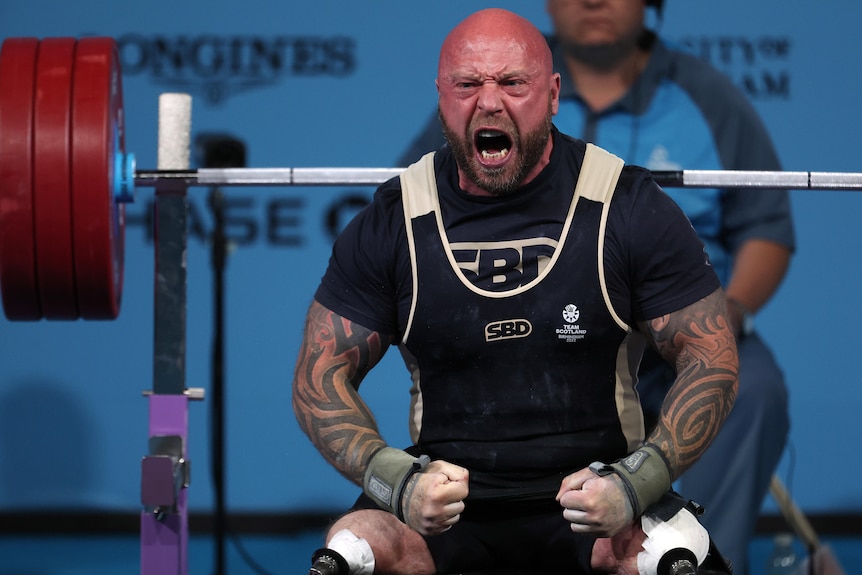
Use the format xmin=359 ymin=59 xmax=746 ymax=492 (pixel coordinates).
xmin=605 ymin=168 xmax=722 ymax=323
xmin=314 ymin=180 xmax=407 ymax=336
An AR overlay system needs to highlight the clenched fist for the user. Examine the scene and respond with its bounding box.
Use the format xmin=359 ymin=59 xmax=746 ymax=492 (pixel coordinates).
xmin=401 ymin=460 xmax=469 ymax=536
xmin=556 ymin=466 xmax=634 ymax=537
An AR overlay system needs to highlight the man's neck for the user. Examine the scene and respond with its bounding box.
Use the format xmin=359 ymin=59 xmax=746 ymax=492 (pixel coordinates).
xmin=563 ymin=45 xmax=650 ymax=113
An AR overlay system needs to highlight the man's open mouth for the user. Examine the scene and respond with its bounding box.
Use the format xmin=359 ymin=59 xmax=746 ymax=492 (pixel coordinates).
xmin=476 ymin=129 xmax=512 ymax=160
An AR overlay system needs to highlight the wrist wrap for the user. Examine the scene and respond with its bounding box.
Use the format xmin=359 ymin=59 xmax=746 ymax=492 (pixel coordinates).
xmin=363 ymin=447 xmax=430 ymax=522
xmin=589 ymin=444 xmax=671 ymax=517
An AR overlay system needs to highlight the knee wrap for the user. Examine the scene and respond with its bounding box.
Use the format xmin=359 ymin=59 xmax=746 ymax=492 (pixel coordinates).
xmin=638 ymin=502 xmax=709 ymax=575
xmin=316 ymin=529 xmax=374 ymax=575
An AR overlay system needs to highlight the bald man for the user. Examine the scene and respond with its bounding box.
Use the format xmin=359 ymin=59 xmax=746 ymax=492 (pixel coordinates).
xmin=293 ymin=9 xmax=737 ymax=574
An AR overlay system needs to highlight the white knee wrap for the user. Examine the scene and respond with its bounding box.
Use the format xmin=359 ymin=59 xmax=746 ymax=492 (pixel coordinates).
xmin=637 ymin=506 xmax=710 ymax=575
xmin=327 ymin=529 xmax=375 ymax=575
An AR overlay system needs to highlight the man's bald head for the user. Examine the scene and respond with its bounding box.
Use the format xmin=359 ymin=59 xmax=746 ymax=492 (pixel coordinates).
xmin=438 ymin=8 xmax=554 ymax=82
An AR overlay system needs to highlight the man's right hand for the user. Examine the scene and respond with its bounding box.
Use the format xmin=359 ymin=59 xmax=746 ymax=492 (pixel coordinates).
xmin=401 ymin=460 xmax=469 ymax=536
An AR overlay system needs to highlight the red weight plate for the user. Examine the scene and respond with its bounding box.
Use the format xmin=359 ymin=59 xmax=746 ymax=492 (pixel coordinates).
xmin=0 ymin=38 xmax=42 ymax=320
xmin=33 ymin=38 xmax=79 ymax=319
xmin=71 ymin=37 xmax=126 ymax=320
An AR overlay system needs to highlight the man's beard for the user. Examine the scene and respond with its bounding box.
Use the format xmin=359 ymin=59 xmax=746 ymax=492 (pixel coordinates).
xmin=440 ymin=102 xmax=554 ymax=197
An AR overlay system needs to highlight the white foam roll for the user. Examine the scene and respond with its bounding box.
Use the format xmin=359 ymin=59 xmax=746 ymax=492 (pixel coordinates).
xmin=157 ymin=93 xmax=192 ymax=170
xmin=637 ymin=506 xmax=710 ymax=575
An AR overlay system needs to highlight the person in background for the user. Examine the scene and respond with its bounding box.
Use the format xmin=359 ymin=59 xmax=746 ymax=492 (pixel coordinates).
xmin=398 ymin=1 xmax=794 ymax=573
xmin=294 ymin=7 xmax=737 ymax=575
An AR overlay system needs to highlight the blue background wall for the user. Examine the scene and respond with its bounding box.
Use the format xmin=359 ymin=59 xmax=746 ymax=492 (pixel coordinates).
xmin=0 ymin=1 xmax=860 ymax=520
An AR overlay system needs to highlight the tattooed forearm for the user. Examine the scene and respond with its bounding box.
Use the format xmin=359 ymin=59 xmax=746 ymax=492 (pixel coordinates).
xmin=640 ymin=288 xmax=739 ymax=478
xmin=292 ymin=300 xmax=395 ymax=485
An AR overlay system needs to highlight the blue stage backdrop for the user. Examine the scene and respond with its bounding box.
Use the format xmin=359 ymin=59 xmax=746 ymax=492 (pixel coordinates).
xmin=1 ymin=1 xmax=860 ymax=517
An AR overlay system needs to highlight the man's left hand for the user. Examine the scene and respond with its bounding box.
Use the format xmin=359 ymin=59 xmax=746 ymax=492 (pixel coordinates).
xmin=556 ymin=467 xmax=635 ymax=537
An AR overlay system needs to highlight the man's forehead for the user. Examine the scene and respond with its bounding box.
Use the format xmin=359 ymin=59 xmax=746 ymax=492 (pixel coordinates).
xmin=443 ymin=37 xmax=538 ymax=76
xmin=460 ymin=36 xmax=527 ymax=55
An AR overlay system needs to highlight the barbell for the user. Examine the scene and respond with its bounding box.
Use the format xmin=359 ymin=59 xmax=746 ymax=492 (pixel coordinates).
xmin=2 ymin=36 xmax=861 ymax=322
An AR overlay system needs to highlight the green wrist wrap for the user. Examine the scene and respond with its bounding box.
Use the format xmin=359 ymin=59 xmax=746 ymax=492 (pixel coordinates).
xmin=589 ymin=444 xmax=671 ymax=517
xmin=363 ymin=447 xmax=430 ymax=522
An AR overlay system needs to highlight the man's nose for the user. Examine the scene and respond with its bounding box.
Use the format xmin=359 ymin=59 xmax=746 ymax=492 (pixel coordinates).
xmin=476 ymin=82 xmax=504 ymax=114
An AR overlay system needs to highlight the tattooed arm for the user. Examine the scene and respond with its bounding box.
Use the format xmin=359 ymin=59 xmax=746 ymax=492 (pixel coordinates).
xmin=558 ymin=287 xmax=738 ymax=537
xmin=292 ymin=299 xmax=470 ymax=534
xmin=638 ymin=287 xmax=739 ymax=480
xmin=291 ymin=299 xmax=395 ymax=485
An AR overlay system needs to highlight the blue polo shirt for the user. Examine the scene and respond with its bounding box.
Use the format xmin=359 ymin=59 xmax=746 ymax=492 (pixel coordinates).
xmin=550 ymin=34 xmax=794 ymax=283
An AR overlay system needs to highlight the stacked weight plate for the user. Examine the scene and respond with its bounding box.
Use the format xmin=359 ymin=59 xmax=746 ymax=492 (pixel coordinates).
xmin=0 ymin=37 xmax=127 ymax=320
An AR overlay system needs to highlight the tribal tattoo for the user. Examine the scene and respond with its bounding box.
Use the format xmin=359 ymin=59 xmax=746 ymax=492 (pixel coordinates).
xmin=292 ymin=300 xmax=395 ymax=485
xmin=639 ymin=288 xmax=739 ymax=478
